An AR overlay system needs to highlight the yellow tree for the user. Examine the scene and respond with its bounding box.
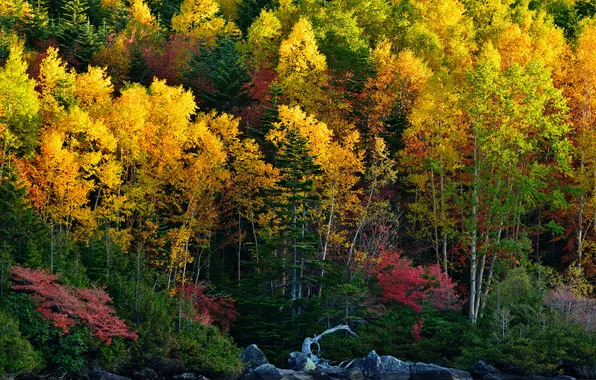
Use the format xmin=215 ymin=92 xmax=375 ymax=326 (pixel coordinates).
xmin=361 ymin=39 xmax=431 ymax=136
xmin=0 ymin=39 xmax=39 ymax=159
xmin=565 ymin=22 xmax=596 ymax=272
xmin=401 ymin=72 xmax=466 ymax=273
xmin=277 ymin=17 xmax=328 ymax=115
xmin=171 ymin=0 xmax=239 ymax=42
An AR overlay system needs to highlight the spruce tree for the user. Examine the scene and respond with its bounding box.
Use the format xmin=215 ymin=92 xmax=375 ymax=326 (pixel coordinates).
xmin=127 ymin=46 xmax=151 ymax=86
xmin=183 ymin=36 xmax=251 ymax=114
xmin=268 ymin=127 xmax=321 ymax=314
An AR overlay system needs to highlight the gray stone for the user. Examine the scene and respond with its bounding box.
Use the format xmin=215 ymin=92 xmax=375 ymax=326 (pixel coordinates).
xmin=379 ymin=356 xmax=411 ymax=380
xmin=242 ymin=344 xmax=270 ymax=371
xmin=134 ymin=367 xmax=159 ymax=379
xmin=483 ymin=374 xmax=503 ymax=380
xmin=472 ymin=361 xmax=500 ymax=378
xmin=253 ymin=364 xmax=313 ymax=380
xmin=315 ymin=364 xmax=364 ymax=380
xmin=354 ymin=350 xmax=382 ymax=378
xmin=90 ymin=369 xmax=131 ymax=380
xmin=289 ymin=352 xmax=317 ymax=372
xmin=172 ymin=373 xmax=210 ymax=380
xmin=410 ymin=363 xmax=472 ymax=380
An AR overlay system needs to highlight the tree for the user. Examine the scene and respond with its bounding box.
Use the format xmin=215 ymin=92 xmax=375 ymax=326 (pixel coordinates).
xmin=265 ymin=105 xmax=323 ymax=312
xmin=0 ymin=311 xmax=40 ymax=376
xmin=0 ymin=40 xmax=40 ymax=157
xmin=183 ymin=36 xmax=252 ymax=114
xmin=277 ymin=17 xmax=328 ymax=115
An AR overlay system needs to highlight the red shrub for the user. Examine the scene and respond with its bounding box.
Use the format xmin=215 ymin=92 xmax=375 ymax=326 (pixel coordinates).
xmin=11 ymin=266 xmax=137 ymax=344
xmin=374 ymin=250 xmax=462 ymax=313
xmin=179 ymin=282 xmax=238 ymax=332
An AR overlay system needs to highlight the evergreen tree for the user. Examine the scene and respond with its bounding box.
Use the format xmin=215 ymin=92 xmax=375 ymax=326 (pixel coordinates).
xmin=0 ymin=164 xmax=44 ymax=266
xmin=127 ymin=46 xmax=151 ymax=86
xmin=61 ymin=0 xmax=89 ymax=29
xmin=236 ymin=0 xmax=273 ymax=34
xmin=268 ymin=127 xmax=321 ymax=314
xmin=183 ymin=36 xmax=252 ymax=114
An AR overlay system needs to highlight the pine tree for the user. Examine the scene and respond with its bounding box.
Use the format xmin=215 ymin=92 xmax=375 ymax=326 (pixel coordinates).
xmin=267 ymin=127 xmax=321 ymax=315
xmin=127 ymin=46 xmax=151 ymax=85
xmin=61 ymin=0 xmax=89 ymax=29
xmin=183 ymin=36 xmax=251 ymax=114
xmin=236 ymin=0 xmax=273 ymax=34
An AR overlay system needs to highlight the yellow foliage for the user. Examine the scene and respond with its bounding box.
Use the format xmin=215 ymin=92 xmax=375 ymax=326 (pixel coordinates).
xmin=75 ymin=66 xmax=114 ymax=114
xmin=172 ymin=0 xmax=240 ymax=42
xmin=277 ymin=18 xmax=328 ymax=113
xmin=129 ymin=0 xmax=155 ymax=26
xmin=92 ymin=36 xmax=131 ymax=89
xmin=245 ymin=9 xmax=282 ymax=70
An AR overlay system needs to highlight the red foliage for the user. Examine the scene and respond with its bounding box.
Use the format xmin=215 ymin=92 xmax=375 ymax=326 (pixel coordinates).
xmin=179 ymin=282 xmax=238 ymax=332
xmin=374 ymin=250 xmax=462 ymax=313
xmin=375 ymin=251 xmax=426 ymax=312
xmin=11 ymin=266 xmax=137 ymax=344
xmin=411 ymin=317 xmax=424 ymax=343
xmin=425 ymin=264 xmax=463 ymax=311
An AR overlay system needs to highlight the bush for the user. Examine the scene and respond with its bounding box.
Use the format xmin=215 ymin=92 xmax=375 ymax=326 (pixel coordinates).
xmin=174 ymin=324 xmax=242 ymax=379
xmin=0 ymin=310 xmax=41 ymax=375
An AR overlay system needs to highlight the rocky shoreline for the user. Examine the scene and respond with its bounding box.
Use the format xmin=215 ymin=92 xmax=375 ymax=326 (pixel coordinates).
xmin=237 ymin=345 xmax=578 ymax=380
xmin=8 ymin=344 xmax=583 ymax=380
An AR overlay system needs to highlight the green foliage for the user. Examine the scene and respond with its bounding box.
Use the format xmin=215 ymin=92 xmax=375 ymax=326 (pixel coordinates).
xmin=5 ymin=294 xmax=89 ymax=373
xmin=0 ymin=310 xmax=41 ymax=375
xmin=175 ymin=324 xmax=242 ymax=378
xmin=183 ymin=36 xmax=252 ymax=113
xmin=454 ymin=267 xmax=596 ymax=375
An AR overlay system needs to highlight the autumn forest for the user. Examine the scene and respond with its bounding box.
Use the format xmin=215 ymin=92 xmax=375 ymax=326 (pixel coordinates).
xmin=0 ymin=0 xmax=595 ymax=377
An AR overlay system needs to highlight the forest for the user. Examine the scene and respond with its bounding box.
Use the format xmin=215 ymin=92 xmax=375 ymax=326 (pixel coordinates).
xmin=0 ymin=0 xmax=595 ymax=377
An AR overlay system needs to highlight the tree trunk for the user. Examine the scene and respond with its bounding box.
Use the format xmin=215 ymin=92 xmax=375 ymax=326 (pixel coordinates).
xmin=469 ymin=136 xmax=479 ymax=323
xmin=319 ymin=183 xmax=335 ymax=296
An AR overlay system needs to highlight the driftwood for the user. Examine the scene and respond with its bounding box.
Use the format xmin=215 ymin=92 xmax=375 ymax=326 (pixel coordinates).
xmin=302 ymin=325 xmax=357 ymax=364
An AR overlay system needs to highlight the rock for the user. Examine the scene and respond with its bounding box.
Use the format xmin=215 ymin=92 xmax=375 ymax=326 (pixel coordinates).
xmin=472 ymin=361 xmax=500 ymax=378
xmin=134 ymin=367 xmax=159 ymax=379
xmin=242 ymin=344 xmax=270 ymax=371
xmin=253 ymin=364 xmax=313 ymax=380
xmin=379 ymin=356 xmax=411 ymax=380
xmin=483 ymin=374 xmax=503 ymax=380
xmin=90 ymin=369 xmax=131 ymax=380
xmin=172 ymin=373 xmax=210 ymax=380
xmin=146 ymin=357 xmax=185 ymax=376
xmin=410 ymin=363 xmax=472 ymax=380
xmin=314 ymin=364 xmax=364 ymax=380
xmin=289 ymin=352 xmax=317 ymax=372
xmin=354 ymin=350 xmax=382 ymax=378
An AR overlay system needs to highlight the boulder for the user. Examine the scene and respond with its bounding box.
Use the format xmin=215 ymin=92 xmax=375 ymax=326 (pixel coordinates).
xmin=314 ymin=364 xmax=364 ymax=380
xmin=242 ymin=344 xmax=270 ymax=371
xmin=253 ymin=364 xmax=313 ymax=380
xmin=172 ymin=373 xmax=210 ymax=380
xmin=289 ymin=352 xmax=317 ymax=372
xmin=472 ymin=361 xmax=499 ymax=378
xmin=354 ymin=350 xmax=382 ymax=378
xmin=379 ymin=356 xmax=411 ymax=380
xmin=410 ymin=363 xmax=472 ymax=380
xmin=134 ymin=367 xmax=159 ymax=379
xmin=89 ymin=369 xmax=132 ymax=380
xmin=483 ymin=374 xmax=503 ymax=380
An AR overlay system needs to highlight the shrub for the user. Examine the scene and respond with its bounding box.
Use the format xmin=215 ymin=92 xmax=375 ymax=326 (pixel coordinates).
xmin=0 ymin=310 xmax=41 ymax=376
xmin=174 ymin=324 xmax=242 ymax=379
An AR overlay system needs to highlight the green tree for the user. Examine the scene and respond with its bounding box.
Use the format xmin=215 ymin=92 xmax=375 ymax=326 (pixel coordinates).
xmin=183 ymin=36 xmax=251 ymax=114
xmin=0 ymin=311 xmax=41 ymax=376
